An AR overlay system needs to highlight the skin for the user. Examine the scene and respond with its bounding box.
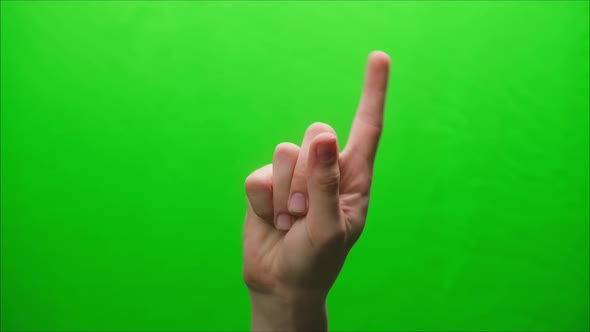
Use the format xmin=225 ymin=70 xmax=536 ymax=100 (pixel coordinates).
xmin=243 ymin=50 xmax=391 ymax=331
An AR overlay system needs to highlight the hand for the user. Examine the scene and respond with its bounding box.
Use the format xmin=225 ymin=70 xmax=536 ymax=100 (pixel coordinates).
xmin=243 ymin=51 xmax=390 ymax=331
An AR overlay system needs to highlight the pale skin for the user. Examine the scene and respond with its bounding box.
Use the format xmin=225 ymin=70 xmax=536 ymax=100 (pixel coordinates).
xmin=243 ymin=51 xmax=391 ymax=331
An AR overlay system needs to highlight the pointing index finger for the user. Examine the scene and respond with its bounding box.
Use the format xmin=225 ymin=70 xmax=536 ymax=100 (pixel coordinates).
xmin=345 ymin=50 xmax=391 ymax=163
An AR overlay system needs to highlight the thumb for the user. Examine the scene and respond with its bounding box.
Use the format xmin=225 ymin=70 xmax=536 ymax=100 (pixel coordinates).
xmin=306 ymin=132 xmax=341 ymax=226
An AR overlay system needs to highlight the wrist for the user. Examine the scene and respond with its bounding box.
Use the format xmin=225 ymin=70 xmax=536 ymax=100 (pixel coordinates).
xmin=249 ymin=289 xmax=328 ymax=331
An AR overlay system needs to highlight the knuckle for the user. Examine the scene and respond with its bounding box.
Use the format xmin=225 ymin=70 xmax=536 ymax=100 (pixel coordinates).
xmin=244 ymin=166 xmax=271 ymax=193
xmin=244 ymin=173 xmax=262 ymax=192
xmin=357 ymin=112 xmax=384 ymax=133
xmin=290 ymin=168 xmax=307 ymax=187
xmin=274 ymin=142 xmax=299 ymax=159
xmin=306 ymin=122 xmax=336 ymax=136
xmin=315 ymin=171 xmax=340 ymax=193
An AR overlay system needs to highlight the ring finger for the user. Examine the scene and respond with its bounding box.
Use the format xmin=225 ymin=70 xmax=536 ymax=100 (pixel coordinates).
xmin=272 ymin=142 xmax=300 ymax=231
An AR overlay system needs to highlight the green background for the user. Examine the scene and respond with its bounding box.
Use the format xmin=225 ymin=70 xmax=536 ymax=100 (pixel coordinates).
xmin=1 ymin=1 xmax=589 ymax=331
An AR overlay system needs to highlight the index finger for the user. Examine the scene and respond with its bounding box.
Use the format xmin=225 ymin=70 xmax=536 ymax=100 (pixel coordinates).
xmin=344 ymin=50 xmax=391 ymax=163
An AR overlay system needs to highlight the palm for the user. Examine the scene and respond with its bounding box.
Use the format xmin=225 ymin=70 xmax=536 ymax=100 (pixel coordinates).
xmin=244 ymin=163 xmax=368 ymax=290
xmin=243 ymin=51 xmax=390 ymax=297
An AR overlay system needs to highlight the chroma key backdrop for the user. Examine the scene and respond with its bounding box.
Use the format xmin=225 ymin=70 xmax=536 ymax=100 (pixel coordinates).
xmin=1 ymin=1 xmax=588 ymax=331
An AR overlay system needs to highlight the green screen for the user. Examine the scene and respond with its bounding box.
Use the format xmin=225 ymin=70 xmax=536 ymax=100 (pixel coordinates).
xmin=1 ymin=1 xmax=589 ymax=331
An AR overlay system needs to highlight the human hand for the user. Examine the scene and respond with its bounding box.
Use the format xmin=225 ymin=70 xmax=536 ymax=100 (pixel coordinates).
xmin=243 ymin=51 xmax=390 ymax=331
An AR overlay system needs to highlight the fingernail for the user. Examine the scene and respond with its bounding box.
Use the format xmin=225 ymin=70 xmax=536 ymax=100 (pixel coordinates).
xmin=276 ymin=214 xmax=292 ymax=231
xmin=317 ymin=140 xmax=335 ymax=162
xmin=289 ymin=193 xmax=306 ymax=213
